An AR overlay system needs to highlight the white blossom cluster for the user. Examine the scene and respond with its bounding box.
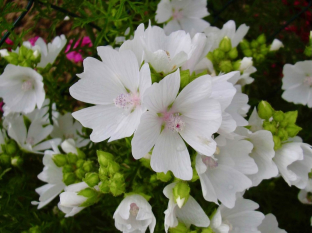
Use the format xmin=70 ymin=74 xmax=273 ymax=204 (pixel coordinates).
xmin=0 ymin=0 xmax=311 ymax=232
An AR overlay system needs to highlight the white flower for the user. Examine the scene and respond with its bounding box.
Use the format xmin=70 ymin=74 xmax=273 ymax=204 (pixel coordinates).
xmin=282 ymin=60 xmax=312 ymax=107
xmin=235 ymin=126 xmax=278 ymax=186
xmin=0 ymin=49 xmax=9 ymax=57
xmin=204 ymin=20 xmax=249 ymax=50
xmin=70 ymin=47 xmax=151 ymax=143
xmin=31 ymin=142 xmax=65 ymax=209
xmin=0 ymin=64 xmax=45 ymax=114
xmin=298 ymin=179 xmax=312 ymax=205
xmin=164 ymin=183 xmax=209 ymax=232
xmin=270 ymin=39 xmax=284 ymax=51
xmin=196 ymin=137 xmax=253 ymax=208
xmin=51 ymin=113 xmax=89 ymax=148
xmin=274 ymin=142 xmax=312 ymax=189
xmin=156 ymin=0 xmax=210 ymax=36
xmin=58 ymin=182 xmax=89 ymax=217
xmin=121 ymin=23 xmax=194 ymax=75
xmin=132 ymin=69 xmax=222 ymax=180
xmin=210 ymin=196 xmax=265 ymax=233
xmin=113 ymin=194 xmax=156 ymax=233
xmin=258 ymin=214 xmax=287 ymax=233
xmin=6 ymin=113 xmax=61 ymax=154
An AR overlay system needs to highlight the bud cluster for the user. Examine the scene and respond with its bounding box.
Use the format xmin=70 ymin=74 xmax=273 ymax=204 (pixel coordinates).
xmin=0 ymin=140 xmax=23 ymax=172
xmin=0 ymin=45 xmax=41 ymax=68
xmin=257 ymin=101 xmax=302 ymax=150
xmin=97 ymin=150 xmax=126 ymax=196
xmin=53 ymin=149 xmax=96 ymax=186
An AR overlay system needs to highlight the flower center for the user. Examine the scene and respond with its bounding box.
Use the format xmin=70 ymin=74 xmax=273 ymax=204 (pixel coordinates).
xmin=172 ymin=8 xmax=184 ymax=20
xmin=114 ymin=93 xmax=140 ymax=112
xmin=304 ymin=76 xmax=312 ymax=87
xmin=26 ymin=136 xmax=35 ymax=145
xmin=129 ymin=203 xmax=139 ymax=217
xmin=22 ymin=80 xmax=34 ymax=91
xmin=161 ymin=112 xmax=185 ymax=132
xmin=202 ymin=156 xmax=218 ymax=168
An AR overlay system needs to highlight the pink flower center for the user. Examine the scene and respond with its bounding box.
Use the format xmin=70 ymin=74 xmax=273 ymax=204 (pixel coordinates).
xmin=22 ymin=80 xmax=34 ymax=91
xmin=26 ymin=136 xmax=35 ymax=145
xmin=114 ymin=93 xmax=140 ymax=112
xmin=304 ymin=76 xmax=312 ymax=87
xmin=130 ymin=203 xmax=139 ymax=217
xmin=172 ymin=8 xmax=184 ymax=20
xmin=161 ymin=112 xmax=185 ymax=132
xmin=202 ymin=156 xmax=218 ymax=168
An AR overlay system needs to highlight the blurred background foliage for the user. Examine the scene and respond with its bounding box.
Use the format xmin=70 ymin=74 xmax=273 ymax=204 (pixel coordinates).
xmin=0 ymin=0 xmax=312 ymax=232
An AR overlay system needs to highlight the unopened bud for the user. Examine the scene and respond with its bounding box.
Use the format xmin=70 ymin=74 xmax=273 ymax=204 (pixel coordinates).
xmin=63 ymin=164 xmax=74 ymax=173
xmin=76 ymin=148 xmax=86 ymax=160
xmin=157 ymin=171 xmax=172 ymax=182
xmin=273 ymin=135 xmax=282 ymax=151
xmin=277 ymin=128 xmax=289 ymax=141
xmin=110 ymin=180 xmax=125 ymax=196
xmin=228 ymin=47 xmax=238 ymax=59
xmin=76 ymin=159 xmax=85 ymax=168
xmin=263 ymin=121 xmax=276 ymax=134
xmin=273 ymin=111 xmax=284 ymax=122
xmin=99 ymin=166 xmax=108 ymax=180
xmin=243 ymin=49 xmax=253 ymax=57
xmin=11 ymin=156 xmax=23 ymax=168
xmin=52 ymin=154 xmax=67 ymax=167
xmin=78 ymin=187 xmax=100 ymax=207
xmin=257 ymin=34 xmax=266 ymax=44
xmin=66 ymin=152 xmax=78 ymax=164
xmin=232 ymin=60 xmax=242 ymax=71
xmin=168 ymin=222 xmax=188 ymax=233
xmin=173 ymin=182 xmax=190 ymax=208
xmin=97 ymin=150 xmax=114 ymax=167
xmin=240 ymin=39 xmax=250 ymax=50
xmin=213 ymin=48 xmax=225 ymax=61
xmin=5 ymin=140 xmax=17 ymax=155
xmin=99 ymin=180 xmax=110 ymax=193
xmin=83 ymin=161 xmax=94 ymax=172
xmin=108 ymin=161 xmax=120 ymax=176
xmin=83 ymin=172 xmax=100 ymax=187
xmin=258 ymin=101 xmax=274 ymax=120
xmin=63 ymin=172 xmax=76 ymax=185
xmin=150 ymin=174 xmax=157 ymax=183
xmin=206 ymin=52 xmax=214 ymax=62
xmin=219 ymin=60 xmax=233 ymax=73
xmin=251 ymin=40 xmax=259 ymax=48
xmin=286 ymin=123 xmax=302 ymax=137
xmin=284 ymin=111 xmax=298 ymax=125
xmin=219 ymin=36 xmax=232 ymax=52
xmin=75 ymin=168 xmax=85 ymax=179
xmin=0 ymin=154 xmax=11 ymax=166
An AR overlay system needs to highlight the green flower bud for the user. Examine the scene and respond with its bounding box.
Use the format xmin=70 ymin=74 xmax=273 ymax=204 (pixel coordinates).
xmin=11 ymin=156 xmax=23 ymax=168
xmin=273 ymin=111 xmax=284 ymax=122
xmin=213 ymin=48 xmax=225 ymax=61
xmin=83 ymin=172 xmax=100 ymax=187
xmin=97 ymin=150 xmax=114 ymax=167
xmin=228 ymin=47 xmax=238 ymax=60
xmin=251 ymin=40 xmax=259 ymax=48
xmin=140 ymin=157 xmax=151 ymax=169
xmin=66 ymin=152 xmax=78 ymax=164
xmin=63 ymin=164 xmax=74 ymax=173
xmin=63 ymin=172 xmax=76 ymax=185
xmin=157 ymin=171 xmax=172 ymax=182
xmin=150 ymin=174 xmax=157 ymax=183
xmin=75 ymin=168 xmax=86 ymax=179
xmin=257 ymin=34 xmax=266 ymax=44
xmin=99 ymin=180 xmax=110 ymax=193
xmin=52 ymin=154 xmax=67 ymax=167
xmin=110 ymin=180 xmax=125 ymax=196
xmin=273 ymin=135 xmax=282 ymax=151
xmin=240 ymin=39 xmax=250 ymax=50
xmin=173 ymin=182 xmax=190 ymax=208
xmin=206 ymin=52 xmax=214 ymax=62
xmin=111 ymin=172 xmax=125 ymax=184
xmin=99 ymin=166 xmax=108 ymax=180
xmin=83 ymin=161 xmax=94 ymax=172
xmin=78 ymin=187 xmax=101 ymax=207
xmin=3 ymin=52 xmax=19 ymax=65
xmin=254 ymin=54 xmax=265 ymax=63
xmin=108 ymin=161 xmax=120 ymax=176
xmin=277 ymin=128 xmax=288 ymax=141
xmin=28 ymin=226 xmax=41 ymax=233
xmin=263 ymin=121 xmax=277 ymax=134
xmin=260 ymin=46 xmax=268 ymax=55
xmin=30 ymin=50 xmax=41 ymax=63
xmin=76 ymin=159 xmax=85 ymax=168
xmin=232 ymin=60 xmax=242 ymax=71
xmin=219 ymin=36 xmax=232 ymax=52
xmin=243 ymin=49 xmax=253 ymax=57
xmin=76 ymin=148 xmax=86 ymax=160
xmin=257 ymin=101 xmax=274 ymax=120
xmin=284 ymin=111 xmax=298 ymax=125
xmin=5 ymin=140 xmax=17 ymax=155
xmin=286 ymin=123 xmax=302 ymax=138
xmin=0 ymin=154 xmax=11 ymax=166
xmin=168 ymin=222 xmax=188 ymax=233
xmin=219 ymin=60 xmax=233 ymax=73
xmin=202 ymin=228 xmax=213 ymax=233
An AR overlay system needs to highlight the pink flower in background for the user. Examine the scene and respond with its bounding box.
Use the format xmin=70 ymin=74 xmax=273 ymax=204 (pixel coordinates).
xmin=29 ymin=36 xmax=40 ymax=46
xmin=65 ymin=37 xmax=92 ymax=63
xmin=5 ymin=38 xmax=13 ymax=46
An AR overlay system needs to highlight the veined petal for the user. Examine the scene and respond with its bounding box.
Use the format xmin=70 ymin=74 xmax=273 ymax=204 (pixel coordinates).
xmin=156 ymin=0 xmax=172 ymax=23
xmin=151 ymin=129 xmax=192 ymax=180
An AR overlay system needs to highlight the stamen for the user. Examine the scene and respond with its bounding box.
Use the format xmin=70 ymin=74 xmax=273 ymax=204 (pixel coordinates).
xmin=172 ymin=9 xmax=184 ymax=20
xmin=114 ymin=93 xmax=140 ymax=111
xmin=22 ymin=80 xmax=34 ymax=91
xmin=129 ymin=203 xmax=139 ymax=217
xmin=165 ymin=113 xmax=185 ymax=132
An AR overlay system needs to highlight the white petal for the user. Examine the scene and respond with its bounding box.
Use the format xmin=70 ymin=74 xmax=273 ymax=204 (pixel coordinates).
xmin=258 ymin=214 xmax=287 ymax=233
xmin=155 ymin=0 xmax=172 ymax=23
